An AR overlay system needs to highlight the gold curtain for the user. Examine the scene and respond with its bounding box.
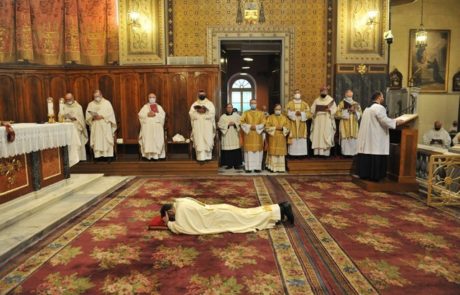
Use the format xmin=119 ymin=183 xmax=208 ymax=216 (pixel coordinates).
xmin=1 ymin=0 xmax=119 ymax=65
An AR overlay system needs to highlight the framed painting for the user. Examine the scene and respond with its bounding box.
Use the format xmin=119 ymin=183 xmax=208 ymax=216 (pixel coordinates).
xmin=408 ymin=29 xmax=450 ymax=92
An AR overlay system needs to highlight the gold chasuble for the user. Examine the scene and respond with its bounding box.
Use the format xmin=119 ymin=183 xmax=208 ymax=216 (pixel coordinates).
xmin=285 ymin=100 xmax=311 ymax=140
xmin=240 ymin=110 xmax=266 ymax=152
xmin=335 ymin=99 xmax=361 ymax=140
xmin=265 ymin=114 xmax=290 ymax=156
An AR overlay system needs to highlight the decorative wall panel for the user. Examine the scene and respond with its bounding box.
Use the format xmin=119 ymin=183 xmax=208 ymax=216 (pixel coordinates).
xmin=173 ymin=0 xmax=330 ymax=103
xmin=118 ymin=0 xmax=166 ymax=64
xmin=337 ymin=0 xmax=389 ymax=64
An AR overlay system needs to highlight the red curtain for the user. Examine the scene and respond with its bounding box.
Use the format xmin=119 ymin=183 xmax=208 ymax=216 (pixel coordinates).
xmin=0 ymin=0 xmax=119 ymax=65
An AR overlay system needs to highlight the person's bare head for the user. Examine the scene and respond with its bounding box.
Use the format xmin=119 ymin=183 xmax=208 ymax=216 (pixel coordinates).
xmin=226 ymin=103 xmax=233 ymax=114
xmin=64 ymin=92 xmax=74 ymax=104
xmin=434 ymin=121 xmax=442 ymax=130
xmin=160 ymin=204 xmax=175 ymax=221
xmin=371 ymin=91 xmax=384 ymax=104
xmin=93 ymin=90 xmax=102 ymax=99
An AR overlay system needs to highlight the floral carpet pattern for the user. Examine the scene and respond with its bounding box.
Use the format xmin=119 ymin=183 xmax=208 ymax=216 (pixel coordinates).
xmin=279 ymin=176 xmax=460 ymax=295
xmin=0 ymin=177 xmax=311 ymax=295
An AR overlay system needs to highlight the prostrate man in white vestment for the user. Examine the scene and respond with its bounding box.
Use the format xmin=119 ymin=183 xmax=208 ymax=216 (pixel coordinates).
xmin=59 ymin=92 xmax=88 ymax=164
xmin=138 ymin=93 xmax=166 ymax=160
xmin=240 ymin=99 xmax=266 ymax=173
xmin=160 ymin=198 xmax=294 ymax=235
xmin=356 ymin=91 xmax=404 ymax=181
xmin=285 ymin=89 xmax=310 ymax=157
xmin=85 ymin=90 xmax=117 ymax=161
xmin=310 ymin=86 xmax=337 ymax=156
xmin=218 ymin=103 xmax=243 ymax=169
xmin=335 ymin=89 xmax=362 ymax=156
xmin=189 ymin=90 xmax=216 ymax=162
xmin=423 ymin=120 xmax=452 ymax=149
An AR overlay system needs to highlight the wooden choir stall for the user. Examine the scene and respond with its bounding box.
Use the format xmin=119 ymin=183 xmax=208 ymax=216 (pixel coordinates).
xmin=0 ymin=123 xmax=73 ymax=204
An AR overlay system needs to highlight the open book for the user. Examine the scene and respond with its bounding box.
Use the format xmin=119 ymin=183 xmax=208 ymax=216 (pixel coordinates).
xmin=395 ymin=113 xmax=418 ymax=124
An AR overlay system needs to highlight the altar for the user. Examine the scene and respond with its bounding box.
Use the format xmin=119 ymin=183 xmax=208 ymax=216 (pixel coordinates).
xmin=0 ymin=123 xmax=75 ymax=204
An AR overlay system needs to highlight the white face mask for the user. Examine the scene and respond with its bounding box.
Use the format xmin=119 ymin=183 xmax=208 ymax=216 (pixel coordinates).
xmin=275 ymin=110 xmax=282 ymax=115
xmin=149 ymin=97 xmax=156 ymax=104
xmin=66 ymin=100 xmax=74 ymax=105
xmin=95 ymin=96 xmax=102 ymax=102
xmin=294 ymin=94 xmax=301 ymax=99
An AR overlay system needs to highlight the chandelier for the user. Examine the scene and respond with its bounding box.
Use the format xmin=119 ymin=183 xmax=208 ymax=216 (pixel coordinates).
xmin=236 ymin=0 xmax=266 ymax=25
xmin=415 ymin=0 xmax=427 ymax=48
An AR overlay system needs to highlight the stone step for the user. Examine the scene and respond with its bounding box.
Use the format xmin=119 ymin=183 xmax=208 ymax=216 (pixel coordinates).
xmin=0 ymin=175 xmax=132 ymax=269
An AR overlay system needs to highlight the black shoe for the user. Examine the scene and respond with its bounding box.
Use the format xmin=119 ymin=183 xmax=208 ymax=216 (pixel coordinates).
xmin=225 ymin=166 xmax=233 ymax=169
xmin=245 ymin=170 xmax=252 ymax=173
xmin=254 ymin=170 xmax=261 ymax=173
xmin=279 ymin=202 xmax=294 ymax=225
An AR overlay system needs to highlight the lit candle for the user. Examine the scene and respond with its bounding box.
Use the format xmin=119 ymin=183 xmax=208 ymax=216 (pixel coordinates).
xmin=47 ymin=97 xmax=54 ymax=116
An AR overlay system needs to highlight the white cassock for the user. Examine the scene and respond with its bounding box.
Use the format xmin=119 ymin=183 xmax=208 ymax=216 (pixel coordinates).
xmin=310 ymin=95 xmax=337 ymax=156
xmin=287 ymin=101 xmax=308 ymax=156
xmin=138 ymin=103 xmax=166 ymax=159
xmin=422 ymin=128 xmax=452 ymax=149
xmin=453 ymin=132 xmax=460 ymax=145
xmin=85 ymin=98 xmax=117 ymax=158
xmin=357 ymin=103 xmax=396 ymax=155
xmin=59 ymin=101 xmax=88 ymax=165
xmin=189 ymin=98 xmax=216 ymax=161
xmin=167 ymin=197 xmax=281 ymax=235
xmin=217 ymin=112 xmax=241 ymax=151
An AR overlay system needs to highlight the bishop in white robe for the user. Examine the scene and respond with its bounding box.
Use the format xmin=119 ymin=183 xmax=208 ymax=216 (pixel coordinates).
xmin=85 ymin=90 xmax=117 ymax=159
xmin=59 ymin=93 xmax=88 ymax=164
xmin=189 ymin=90 xmax=216 ymax=161
xmin=138 ymin=93 xmax=166 ymax=160
xmin=422 ymin=121 xmax=452 ymax=149
xmin=335 ymin=90 xmax=362 ymax=156
xmin=356 ymin=91 xmax=403 ymax=181
xmin=310 ymin=87 xmax=337 ymax=156
xmin=218 ymin=103 xmax=242 ymax=169
xmin=161 ymin=198 xmax=294 ymax=235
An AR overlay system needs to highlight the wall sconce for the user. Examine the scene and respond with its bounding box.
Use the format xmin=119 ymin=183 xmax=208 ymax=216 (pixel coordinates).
xmin=128 ymin=11 xmax=140 ymax=27
xmin=367 ymin=10 xmax=378 ymax=26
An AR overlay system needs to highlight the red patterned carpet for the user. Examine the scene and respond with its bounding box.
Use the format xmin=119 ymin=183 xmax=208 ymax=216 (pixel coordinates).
xmin=1 ymin=176 xmax=459 ymax=294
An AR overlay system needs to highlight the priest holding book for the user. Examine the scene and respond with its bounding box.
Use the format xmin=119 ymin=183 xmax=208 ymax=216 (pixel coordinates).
xmin=335 ymin=89 xmax=362 ymax=156
xmin=138 ymin=93 xmax=166 ymax=160
xmin=310 ymin=86 xmax=337 ymax=156
xmin=189 ymin=90 xmax=216 ymax=161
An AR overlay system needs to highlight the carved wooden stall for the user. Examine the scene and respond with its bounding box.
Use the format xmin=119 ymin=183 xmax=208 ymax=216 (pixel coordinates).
xmin=0 ymin=65 xmax=220 ymax=151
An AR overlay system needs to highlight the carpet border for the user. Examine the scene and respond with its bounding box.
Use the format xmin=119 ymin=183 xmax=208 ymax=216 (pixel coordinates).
xmin=276 ymin=178 xmax=378 ymax=295
xmin=253 ymin=177 xmax=314 ymax=295
xmin=0 ymin=179 xmax=148 ymax=295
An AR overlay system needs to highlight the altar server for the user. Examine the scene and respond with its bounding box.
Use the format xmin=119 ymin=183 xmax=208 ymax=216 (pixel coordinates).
xmin=218 ymin=103 xmax=242 ymax=169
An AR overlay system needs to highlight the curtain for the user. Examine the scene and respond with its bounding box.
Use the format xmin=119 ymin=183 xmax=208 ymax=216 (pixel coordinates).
xmin=0 ymin=0 xmax=119 ymax=65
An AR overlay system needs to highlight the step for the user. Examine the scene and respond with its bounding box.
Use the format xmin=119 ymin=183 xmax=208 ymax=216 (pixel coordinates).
xmin=0 ymin=175 xmax=132 ymax=268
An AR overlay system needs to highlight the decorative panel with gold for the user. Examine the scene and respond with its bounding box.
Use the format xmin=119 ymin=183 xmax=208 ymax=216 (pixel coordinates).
xmin=0 ymin=155 xmax=31 ymax=204
xmin=40 ymin=148 xmax=62 ymax=181
xmin=337 ymin=0 xmax=389 ymax=64
xmin=118 ymin=0 xmax=166 ymax=64
xmin=172 ymin=0 xmax=329 ymax=103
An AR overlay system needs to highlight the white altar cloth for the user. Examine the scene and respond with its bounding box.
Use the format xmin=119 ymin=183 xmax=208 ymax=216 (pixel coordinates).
xmin=0 ymin=123 xmax=75 ymax=162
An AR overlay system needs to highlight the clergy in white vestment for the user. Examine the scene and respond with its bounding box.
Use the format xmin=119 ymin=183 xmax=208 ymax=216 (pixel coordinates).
xmin=285 ymin=89 xmax=310 ymax=156
xmin=85 ymin=90 xmax=117 ymax=160
xmin=189 ymin=90 xmax=216 ymax=161
xmin=310 ymin=86 xmax=337 ymax=156
xmin=422 ymin=121 xmax=452 ymax=149
xmin=240 ymin=99 xmax=266 ymax=172
xmin=335 ymin=89 xmax=362 ymax=156
xmin=59 ymin=92 xmax=88 ymax=164
xmin=160 ymin=198 xmax=294 ymax=235
xmin=138 ymin=93 xmax=166 ymax=160
xmin=218 ymin=103 xmax=243 ymax=169
xmin=356 ymin=91 xmax=404 ymax=181
xmin=453 ymin=132 xmax=460 ymax=146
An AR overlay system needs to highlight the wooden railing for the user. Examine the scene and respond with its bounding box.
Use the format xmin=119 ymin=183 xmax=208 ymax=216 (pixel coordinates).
xmin=427 ymin=154 xmax=460 ymax=206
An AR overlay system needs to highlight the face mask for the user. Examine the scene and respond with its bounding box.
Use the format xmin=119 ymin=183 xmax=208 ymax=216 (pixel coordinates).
xmin=198 ymin=94 xmax=206 ymax=100
xmin=320 ymin=94 xmax=327 ymax=98
xmin=66 ymin=100 xmax=74 ymax=105
xmin=250 ymin=104 xmax=257 ymax=110
xmin=275 ymin=110 xmax=282 ymax=115
xmin=346 ymin=95 xmax=353 ymax=99
xmin=149 ymin=98 xmax=156 ymax=104
xmin=95 ymin=96 xmax=101 ymax=102
xmin=435 ymin=127 xmax=441 ymax=131
xmin=294 ymin=94 xmax=301 ymax=99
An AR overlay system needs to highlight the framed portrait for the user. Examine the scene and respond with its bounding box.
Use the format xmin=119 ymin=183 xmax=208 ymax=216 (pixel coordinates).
xmin=408 ymin=29 xmax=450 ymax=92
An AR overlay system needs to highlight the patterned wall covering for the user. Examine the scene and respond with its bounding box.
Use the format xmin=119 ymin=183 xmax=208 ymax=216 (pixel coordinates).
xmin=172 ymin=0 xmax=330 ymax=103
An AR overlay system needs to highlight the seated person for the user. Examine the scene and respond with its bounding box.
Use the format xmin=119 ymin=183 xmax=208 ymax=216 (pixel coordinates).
xmin=453 ymin=132 xmax=460 ymax=146
xmin=160 ymin=197 xmax=294 ymax=235
xmin=423 ymin=120 xmax=451 ymax=149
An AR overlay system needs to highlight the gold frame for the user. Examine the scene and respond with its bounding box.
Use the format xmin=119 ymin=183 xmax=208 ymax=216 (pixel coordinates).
xmin=427 ymin=154 xmax=460 ymax=206
xmin=408 ymin=29 xmax=450 ymax=93
xmin=118 ymin=0 xmax=166 ymax=65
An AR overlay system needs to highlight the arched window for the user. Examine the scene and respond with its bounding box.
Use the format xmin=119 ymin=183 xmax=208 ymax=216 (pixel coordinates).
xmin=229 ymin=77 xmax=255 ymax=113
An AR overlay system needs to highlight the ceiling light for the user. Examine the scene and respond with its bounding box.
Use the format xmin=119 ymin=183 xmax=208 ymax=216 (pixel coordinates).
xmin=242 ymin=66 xmax=250 ymax=69
xmin=243 ymin=57 xmax=253 ymax=62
